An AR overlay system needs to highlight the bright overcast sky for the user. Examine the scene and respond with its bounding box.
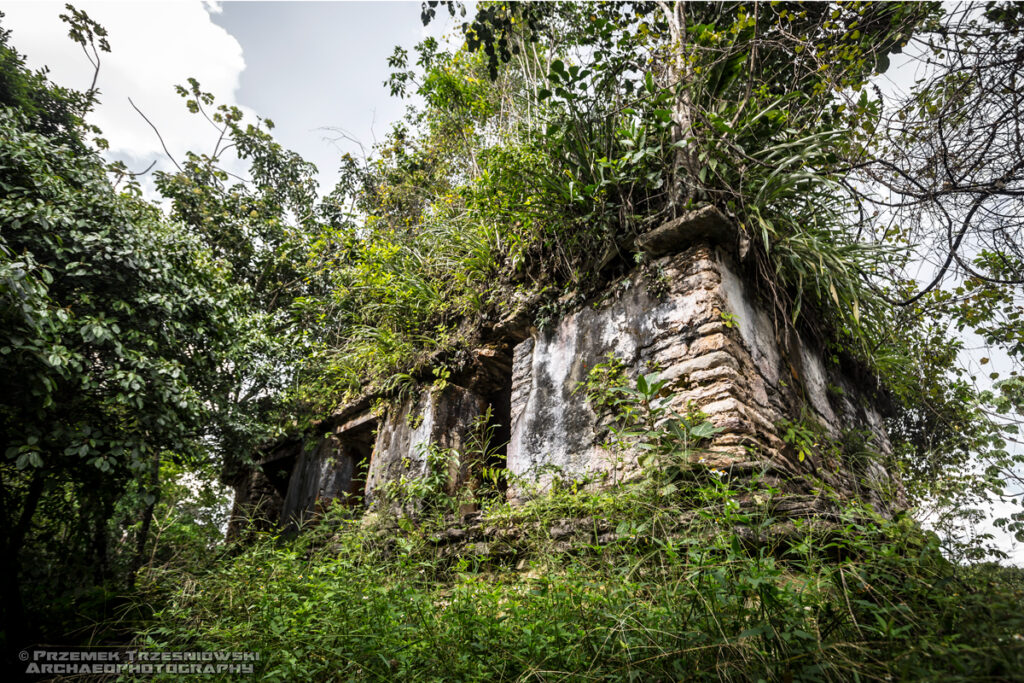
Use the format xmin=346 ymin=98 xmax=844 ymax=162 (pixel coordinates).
xmin=1 ymin=0 xmax=460 ymax=196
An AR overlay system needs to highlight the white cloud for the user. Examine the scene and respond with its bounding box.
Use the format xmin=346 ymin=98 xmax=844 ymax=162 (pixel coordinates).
xmin=2 ymin=0 xmax=252 ymax=196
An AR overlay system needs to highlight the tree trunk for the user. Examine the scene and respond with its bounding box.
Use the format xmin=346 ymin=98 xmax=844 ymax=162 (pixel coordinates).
xmin=656 ymin=1 xmax=700 ymax=214
xmin=1 ymin=468 xmax=45 ymax=649
xmin=128 ymin=453 xmax=160 ymax=590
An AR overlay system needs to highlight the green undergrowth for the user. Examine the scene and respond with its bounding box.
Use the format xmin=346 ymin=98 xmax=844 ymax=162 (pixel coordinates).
xmin=124 ymin=473 xmax=1024 ymax=682
xmin=122 ymin=370 xmax=1024 ymax=681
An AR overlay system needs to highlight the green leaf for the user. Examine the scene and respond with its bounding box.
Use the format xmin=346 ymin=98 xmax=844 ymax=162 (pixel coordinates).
xmin=690 ymin=421 xmax=720 ymax=440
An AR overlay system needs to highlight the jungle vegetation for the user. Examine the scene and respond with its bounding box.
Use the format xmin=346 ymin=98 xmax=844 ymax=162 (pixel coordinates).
xmin=1 ymin=2 xmax=1023 ymax=679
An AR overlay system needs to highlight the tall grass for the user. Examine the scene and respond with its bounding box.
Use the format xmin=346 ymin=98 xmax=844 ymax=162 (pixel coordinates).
xmin=126 ymin=472 xmax=1024 ymax=682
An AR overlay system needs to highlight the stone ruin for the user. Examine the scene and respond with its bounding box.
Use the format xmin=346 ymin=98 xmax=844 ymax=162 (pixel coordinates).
xmin=227 ymin=206 xmax=905 ymax=536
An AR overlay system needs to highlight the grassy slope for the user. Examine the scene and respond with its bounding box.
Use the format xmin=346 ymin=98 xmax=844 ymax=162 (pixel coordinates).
xmin=129 ymin=471 xmax=1024 ymax=683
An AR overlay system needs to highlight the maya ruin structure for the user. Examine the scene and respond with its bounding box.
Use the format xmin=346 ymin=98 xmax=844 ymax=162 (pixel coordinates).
xmin=227 ymin=206 xmax=905 ymax=536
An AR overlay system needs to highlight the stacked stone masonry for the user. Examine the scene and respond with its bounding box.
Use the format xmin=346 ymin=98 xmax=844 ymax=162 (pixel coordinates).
xmin=228 ymin=208 xmax=905 ymax=535
xmin=506 ymin=243 xmax=901 ymax=511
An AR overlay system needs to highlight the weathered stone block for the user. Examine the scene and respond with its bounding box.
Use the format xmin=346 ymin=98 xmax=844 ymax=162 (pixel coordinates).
xmin=365 ymin=384 xmax=487 ymax=507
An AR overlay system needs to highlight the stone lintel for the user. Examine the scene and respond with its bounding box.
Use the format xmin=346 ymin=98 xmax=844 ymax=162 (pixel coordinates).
xmin=335 ymin=410 xmax=377 ymax=435
xmin=635 ymin=205 xmax=735 ymax=257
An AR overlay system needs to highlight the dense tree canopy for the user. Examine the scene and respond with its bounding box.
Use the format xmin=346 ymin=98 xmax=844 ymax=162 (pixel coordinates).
xmin=0 ymin=8 xmax=302 ymax=649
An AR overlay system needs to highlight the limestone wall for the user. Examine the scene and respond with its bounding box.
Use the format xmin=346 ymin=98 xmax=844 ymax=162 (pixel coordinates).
xmin=229 ymin=208 xmax=905 ymax=535
xmin=507 ymin=243 xmax=903 ymax=512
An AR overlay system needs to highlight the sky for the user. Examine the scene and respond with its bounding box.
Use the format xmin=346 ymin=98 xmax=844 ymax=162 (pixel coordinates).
xmin=2 ymin=0 xmax=1021 ymax=564
xmin=0 ymin=0 xmax=455 ymax=196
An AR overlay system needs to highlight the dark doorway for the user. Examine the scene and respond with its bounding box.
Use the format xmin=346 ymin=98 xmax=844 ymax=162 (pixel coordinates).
xmin=261 ymin=439 xmax=301 ymax=499
xmin=478 ymin=368 xmax=513 ymax=499
xmin=328 ymin=422 xmax=375 ymax=508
